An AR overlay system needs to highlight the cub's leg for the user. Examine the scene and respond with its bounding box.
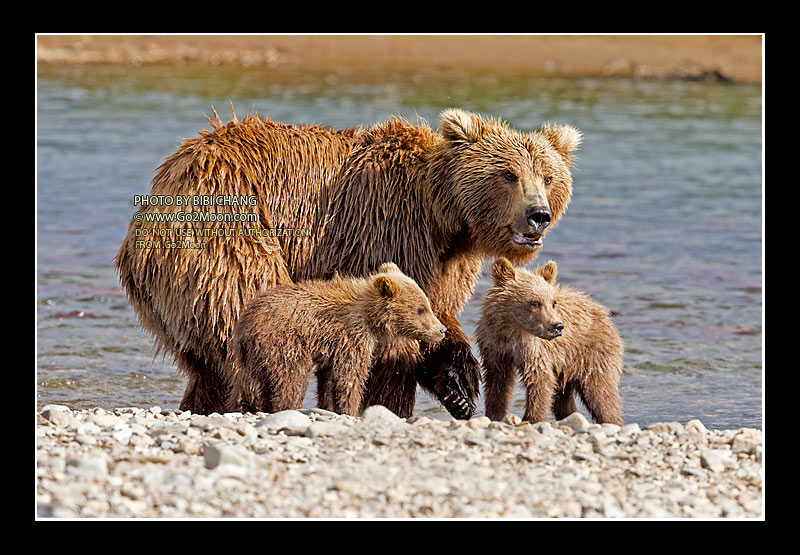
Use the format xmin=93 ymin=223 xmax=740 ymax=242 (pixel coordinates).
xmin=481 ymin=351 xmax=517 ymax=422
xmin=552 ymin=379 xmax=578 ymax=420
xmin=264 ymin=351 xmax=313 ymax=413
xmin=577 ymin=370 xmax=623 ymax=425
xmin=234 ymin=328 xmax=312 ymax=413
xmin=328 ymin=347 xmax=372 ymax=416
xmin=521 ymin=364 xmax=558 ymax=423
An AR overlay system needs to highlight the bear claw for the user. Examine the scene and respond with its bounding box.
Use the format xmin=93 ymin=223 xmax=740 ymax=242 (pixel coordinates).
xmin=430 ymin=343 xmax=480 ymax=420
xmin=438 ymin=383 xmax=475 ymax=420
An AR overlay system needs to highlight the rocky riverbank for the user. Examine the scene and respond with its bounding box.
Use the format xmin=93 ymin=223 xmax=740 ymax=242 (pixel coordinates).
xmin=35 ymin=404 xmax=763 ymax=519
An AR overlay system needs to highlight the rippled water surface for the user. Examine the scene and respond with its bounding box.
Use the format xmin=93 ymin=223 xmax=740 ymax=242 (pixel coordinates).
xmin=36 ymin=64 xmax=763 ymax=429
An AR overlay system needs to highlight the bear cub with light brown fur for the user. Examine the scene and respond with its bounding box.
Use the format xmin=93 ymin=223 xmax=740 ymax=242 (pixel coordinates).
xmin=476 ymin=258 xmax=623 ymax=424
xmin=228 ymin=262 xmax=446 ymax=416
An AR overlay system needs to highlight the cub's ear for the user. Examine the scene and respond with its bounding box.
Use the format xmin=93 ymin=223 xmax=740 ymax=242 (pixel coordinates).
xmin=440 ymin=108 xmax=485 ymax=145
xmin=374 ymin=275 xmax=399 ymax=298
xmin=538 ymin=123 xmax=582 ymax=165
xmin=378 ymin=262 xmax=401 ymax=274
xmin=537 ymin=260 xmax=558 ymax=284
xmin=491 ymin=257 xmax=516 ymax=284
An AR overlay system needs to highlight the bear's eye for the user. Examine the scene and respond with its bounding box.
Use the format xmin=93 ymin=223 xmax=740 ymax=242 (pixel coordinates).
xmin=530 ymin=300 xmax=541 ymax=309
xmin=553 ymin=300 xmax=557 ymax=308
xmin=503 ymin=171 xmax=517 ymax=183
xmin=417 ymin=306 xmax=426 ymax=315
xmin=544 ymin=176 xmax=552 ymax=186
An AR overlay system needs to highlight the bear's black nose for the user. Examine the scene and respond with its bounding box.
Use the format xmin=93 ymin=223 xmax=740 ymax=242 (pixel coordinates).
xmin=553 ymin=322 xmax=564 ymax=334
xmin=440 ymin=327 xmax=447 ymax=335
xmin=526 ymin=206 xmax=552 ymax=232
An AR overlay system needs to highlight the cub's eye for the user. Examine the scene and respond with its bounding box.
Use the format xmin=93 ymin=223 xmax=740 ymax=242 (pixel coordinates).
xmin=530 ymin=301 xmax=541 ymax=309
xmin=553 ymin=301 xmax=557 ymax=308
xmin=544 ymin=176 xmax=552 ymax=186
xmin=503 ymin=171 xmax=517 ymax=183
xmin=417 ymin=306 xmax=426 ymax=315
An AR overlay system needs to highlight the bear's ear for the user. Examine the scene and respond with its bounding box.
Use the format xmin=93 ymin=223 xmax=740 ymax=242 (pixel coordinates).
xmin=378 ymin=262 xmax=401 ymax=274
xmin=491 ymin=257 xmax=516 ymax=284
xmin=440 ymin=108 xmax=485 ymax=145
xmin=538 ymin=123 xmax=582 ymax=164
xmin=536 ymin=260 xmax=558 ymax=284
xmin=374 ymin=275 xmax=399 ymax=298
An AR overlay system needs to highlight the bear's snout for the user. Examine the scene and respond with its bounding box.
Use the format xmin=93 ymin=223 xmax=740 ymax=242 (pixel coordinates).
xmin=535 ymin=321 xmax=563 ymax=340
xmin=526 ymin=205 xmax=552 ymax=234
xmin=424 ymin=326 xmax=446 ymax=344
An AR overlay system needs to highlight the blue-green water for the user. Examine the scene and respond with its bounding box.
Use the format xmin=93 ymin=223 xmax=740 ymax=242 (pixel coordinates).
xmin=36 ymin=64 xmax=763 ymax=429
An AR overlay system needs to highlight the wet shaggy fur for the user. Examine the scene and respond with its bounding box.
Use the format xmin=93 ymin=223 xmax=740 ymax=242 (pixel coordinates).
xmin=476 ymin=258 xmax=624 ymax=424
xmin=115 ymin=106 xmax=581 ymax=417
xmin=228 ymin=263 xmax=445 ymax=416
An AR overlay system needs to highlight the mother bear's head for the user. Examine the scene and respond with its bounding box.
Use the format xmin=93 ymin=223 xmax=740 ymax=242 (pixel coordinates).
xmin=433 ymin=109 xmax=582 ymax=263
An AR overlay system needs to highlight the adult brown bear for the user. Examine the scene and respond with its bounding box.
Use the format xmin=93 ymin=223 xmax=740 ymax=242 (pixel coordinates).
xmin=115 ymin=107 xmax=581 ymax=418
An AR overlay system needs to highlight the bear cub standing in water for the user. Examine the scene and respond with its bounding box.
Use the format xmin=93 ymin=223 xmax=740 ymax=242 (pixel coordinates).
xmin=476 ymin=258 xmax=624 ymax=424
xmin=229 ymin=262 xmax=446 ymax=416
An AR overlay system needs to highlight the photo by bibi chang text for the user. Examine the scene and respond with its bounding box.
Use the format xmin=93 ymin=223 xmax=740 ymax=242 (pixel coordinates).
xmin=133 ymin=194 xmax=258 ymax=207
xmin=131 ymin=195 xmax=262 ymax=223
xmin=129 ymin=195 xmax=310 ymax=249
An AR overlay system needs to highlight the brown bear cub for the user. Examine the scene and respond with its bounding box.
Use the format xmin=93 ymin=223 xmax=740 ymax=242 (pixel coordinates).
xmin=476 ymin=258 xmax=624 ymax=425
xmin=228 ymin=263 xmax=446 ymax=416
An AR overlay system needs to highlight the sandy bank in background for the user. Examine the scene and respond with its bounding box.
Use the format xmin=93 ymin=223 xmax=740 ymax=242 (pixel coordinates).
xmin=37 ymin=35 xmax=762 ymax=84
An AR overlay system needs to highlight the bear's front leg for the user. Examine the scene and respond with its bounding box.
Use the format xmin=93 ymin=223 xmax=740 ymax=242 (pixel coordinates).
xmin=417 ymin=313 xmax=480 ymax=420
xmin=359 ymin=337 xmax=422 ymax=418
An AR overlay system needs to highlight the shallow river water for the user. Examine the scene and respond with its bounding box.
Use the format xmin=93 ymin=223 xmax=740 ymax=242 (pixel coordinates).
xmin=36 ymin=64 xmax=763 ymax=429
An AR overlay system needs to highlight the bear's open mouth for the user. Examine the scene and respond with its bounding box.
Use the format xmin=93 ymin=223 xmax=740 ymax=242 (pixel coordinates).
xmin=509 ymin=227 xmax=542 ymax=248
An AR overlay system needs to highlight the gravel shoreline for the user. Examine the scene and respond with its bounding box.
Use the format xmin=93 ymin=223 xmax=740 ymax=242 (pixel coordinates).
xmin=35 ymin=404 xmax=763 ymax=519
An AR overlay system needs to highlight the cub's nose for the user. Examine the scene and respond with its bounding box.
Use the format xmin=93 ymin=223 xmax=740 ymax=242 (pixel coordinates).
xmin=526 ymin=206 xmax=552 ymax=232
xmin=552 ymin=322 xmax=564 ymax=335
xmin=440 ymin=327 xmax=447 ymax=336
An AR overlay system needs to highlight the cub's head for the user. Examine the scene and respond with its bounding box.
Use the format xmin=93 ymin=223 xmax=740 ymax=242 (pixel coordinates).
xmin=485 ymin=257 xmax=563 ymax=340
xmin=439 ymin=109 xmax=581 ymax=264
xmin=371 ymin=262 xmax=446 ymax=343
